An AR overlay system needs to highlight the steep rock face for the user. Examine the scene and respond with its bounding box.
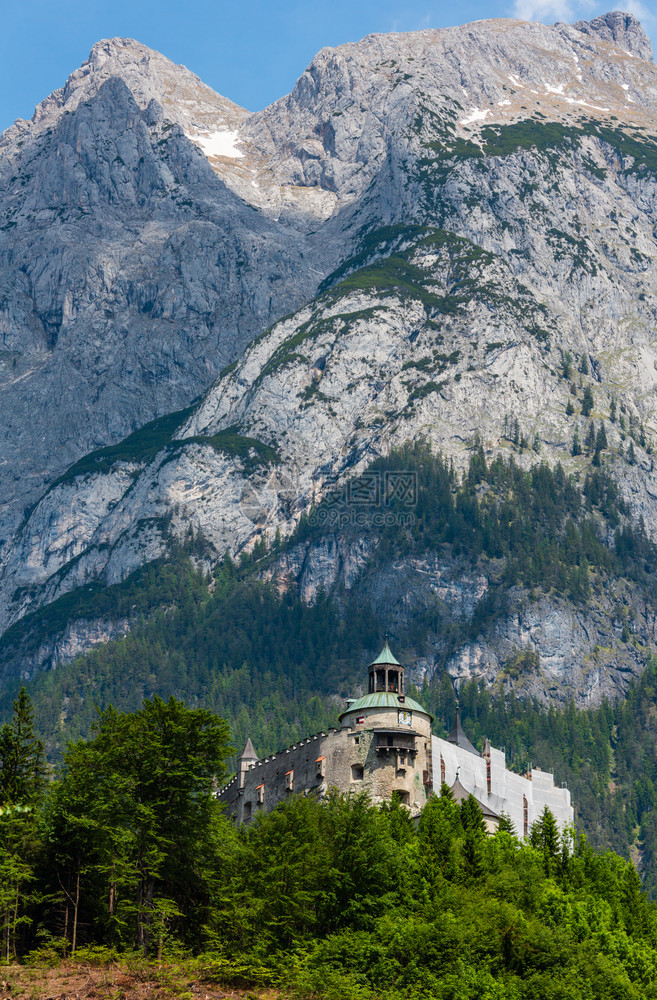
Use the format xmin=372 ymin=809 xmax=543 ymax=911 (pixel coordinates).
xmin=572 ymin=11 xmax=654 ymax=61
xmin=2 ymin=14 xmax=657 ymax=705
xmin=260 ymin=536 xmax=655 ymax=706
xmin=0 ymin=39 xmax=328 ymax=545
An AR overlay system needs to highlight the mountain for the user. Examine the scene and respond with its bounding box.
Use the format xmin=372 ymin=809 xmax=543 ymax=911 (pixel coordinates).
xmin=0 ymin=38 xmax=337 ymax=549
xmin=1 ymin=12 xmax=657 ymax=709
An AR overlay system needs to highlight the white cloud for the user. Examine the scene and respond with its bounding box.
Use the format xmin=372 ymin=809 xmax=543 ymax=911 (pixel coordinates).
xmin=510 ymin=0 xmax=594 ymax=22
xmin=512 ymin=0 xmax=574 ymax=20
xmin=511 ymin=0 xmax=653 ymax=28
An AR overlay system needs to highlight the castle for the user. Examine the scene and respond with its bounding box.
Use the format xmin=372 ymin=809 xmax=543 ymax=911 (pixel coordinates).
xmin=218 ymin=642 xmax=574 ymax=835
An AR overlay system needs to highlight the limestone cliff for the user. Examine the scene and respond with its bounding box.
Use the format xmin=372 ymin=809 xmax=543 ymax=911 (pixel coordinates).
xmin=1 ymin=13 xmax=657 ymax=706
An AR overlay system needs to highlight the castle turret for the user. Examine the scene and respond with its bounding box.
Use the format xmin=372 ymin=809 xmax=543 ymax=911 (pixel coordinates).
xmin=237 ymin=737 xmax=259 ymax=789
xmin=368 ymin=639 xmax=404 ymax=695
xmin=446 ymin=709 xmax=479 ymax=756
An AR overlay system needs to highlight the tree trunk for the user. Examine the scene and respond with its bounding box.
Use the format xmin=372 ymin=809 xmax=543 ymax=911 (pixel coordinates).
xmin=72 ymin=869 xmax=80 ymax=957
xmin=109 ymin=859 xmax=115 ymax=915
xmin=136 ymin=881 xmax=145 ymax=955
xmin=142 ymin=878 xmax=155 ymax=957
xmin=11 ymin=884 xmax=19 ymax=958
xmin=63 ymin=903 xmax=69 ymax=958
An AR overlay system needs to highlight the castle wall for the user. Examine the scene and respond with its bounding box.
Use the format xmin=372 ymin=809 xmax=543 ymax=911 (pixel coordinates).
xmin=217 ymin=643 xmax=572 ymax=835
xmin=219 ymin=703 xmax=434 ymax=822
xmin=432 ymin=736 xmax=573 ymax=835
xmin=218 ymin=731 xmax=335 ymax=823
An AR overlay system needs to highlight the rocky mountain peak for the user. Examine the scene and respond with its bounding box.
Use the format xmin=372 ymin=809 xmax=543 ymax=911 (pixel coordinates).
xmin=1 ymin=12 xmax=657 ymax=710
xmin=9 ymin=36 xmax=247 ymax=149
xmin=573 ymin=11 xmax=654 ymax=63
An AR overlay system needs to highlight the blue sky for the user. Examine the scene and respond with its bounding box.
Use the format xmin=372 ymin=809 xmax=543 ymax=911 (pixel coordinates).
xmin=0 ymin=0 xmax=655 ymax=133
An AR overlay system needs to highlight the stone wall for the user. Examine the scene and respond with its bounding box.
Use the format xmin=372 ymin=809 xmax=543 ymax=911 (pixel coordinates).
xmin=219 ymin=702 xmax=434 ymax=821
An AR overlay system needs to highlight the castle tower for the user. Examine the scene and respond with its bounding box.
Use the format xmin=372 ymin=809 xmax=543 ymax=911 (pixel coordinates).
xmin=368 ymin=638 xmax=404 ymax=695
xmin=237 ymin=737 xmax=259 ymax=789
xmin=338 ymin=639 xmax=433 ymax=811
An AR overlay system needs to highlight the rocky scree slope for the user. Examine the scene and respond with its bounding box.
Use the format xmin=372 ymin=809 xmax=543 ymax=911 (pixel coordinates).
xmin=3 ymin=12 xmax=657 ymax=706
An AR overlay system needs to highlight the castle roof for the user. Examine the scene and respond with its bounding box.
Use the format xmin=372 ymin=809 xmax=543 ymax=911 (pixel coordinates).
xmin=369 ymin=641 xmax=401 ymax=667
xmin=339 ymin=691 xmax=432 ymax=722
xmin=446 ymin=711 xmax=479 ymax=756
xmin=450 ymin=777 xmax=500 ymax=819
xmin=238 ymin=737 xmax=258 ymax=761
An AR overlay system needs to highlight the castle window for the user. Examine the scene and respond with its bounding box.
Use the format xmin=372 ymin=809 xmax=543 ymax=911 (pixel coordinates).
xmin=285 ymin=770 xmax=294 ymax=792
xmin=523 ymin=795 xmax=528 ymax=838
xmin=351 ymin=764 xmax=364 ymax=781
xmin=440 ymin=755 xmax=445 ymax=784
xmin=354 ymin=736 xmax=360 ymax=746
xmin=256 ymin=784 xmax=264 ymax=805
xmin=315 ymin=756 xmax=326 ymax=779
xmin=243 ymin=801 xmax=252 ymax=820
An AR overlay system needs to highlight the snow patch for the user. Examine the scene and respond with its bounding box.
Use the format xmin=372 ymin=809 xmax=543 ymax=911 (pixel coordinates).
xmin=564 ymin=97 xmax=609 ymax=112
xmin=544 ymin=82 xmax=565 ymax=95
xmin=188 ymin=130 xmax=244 ymax=159
xmin=622 ymin=83 xmax=629 ymax=90
xmin=498 ymin=99 xmax=511 ymax=107
xmin=459 ymin=107 xmax=490 ymax=126
xmin=508 ymin=74 xmax=524 ymax=88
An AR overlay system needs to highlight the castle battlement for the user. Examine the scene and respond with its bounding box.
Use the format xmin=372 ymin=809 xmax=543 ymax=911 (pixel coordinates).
xmin=217 ymin=641 xmax=573 ymax=835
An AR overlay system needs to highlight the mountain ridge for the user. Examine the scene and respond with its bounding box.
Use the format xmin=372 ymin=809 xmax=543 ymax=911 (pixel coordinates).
xmin=2 ymin=11 xmax=657 ymax=711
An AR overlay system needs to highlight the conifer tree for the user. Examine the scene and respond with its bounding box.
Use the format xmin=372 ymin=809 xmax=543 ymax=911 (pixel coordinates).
xmin=572 ymin=429 xmax=581 ymax=456
xmin=581 ymin=386 xmax=594 ymax=417
xmin=0 ymin=688 xmax=47 ymax=806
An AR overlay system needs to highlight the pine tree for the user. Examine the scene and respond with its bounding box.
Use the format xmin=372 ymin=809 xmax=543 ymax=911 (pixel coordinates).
xmin=530 ymin=806 xmax=560 ymax=875
xmin=572 ymin=429 xmax=581 ymax=456
xmin=0 ymin=689 xmax=47 ymax=806
xmin=596 ymin=422 xmax=608 ymax=452
xmin=581 ymin=387 xmax=594 ymax=417
xmin=46 ymin=697 xmax=232 ymax=955
xmin=0 ymin=691 xmax=46 ymax=959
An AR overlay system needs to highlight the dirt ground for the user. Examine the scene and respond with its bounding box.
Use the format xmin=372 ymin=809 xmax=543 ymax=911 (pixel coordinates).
xmin=0 ymin=963 xmax=279 ymax=1000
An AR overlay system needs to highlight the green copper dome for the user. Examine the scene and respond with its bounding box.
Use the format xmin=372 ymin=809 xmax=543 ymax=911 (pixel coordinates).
xmin=369 ymin=641 xmax=401 ymax=667
xmin=339 ymin=691 xmax=433 ymax=722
